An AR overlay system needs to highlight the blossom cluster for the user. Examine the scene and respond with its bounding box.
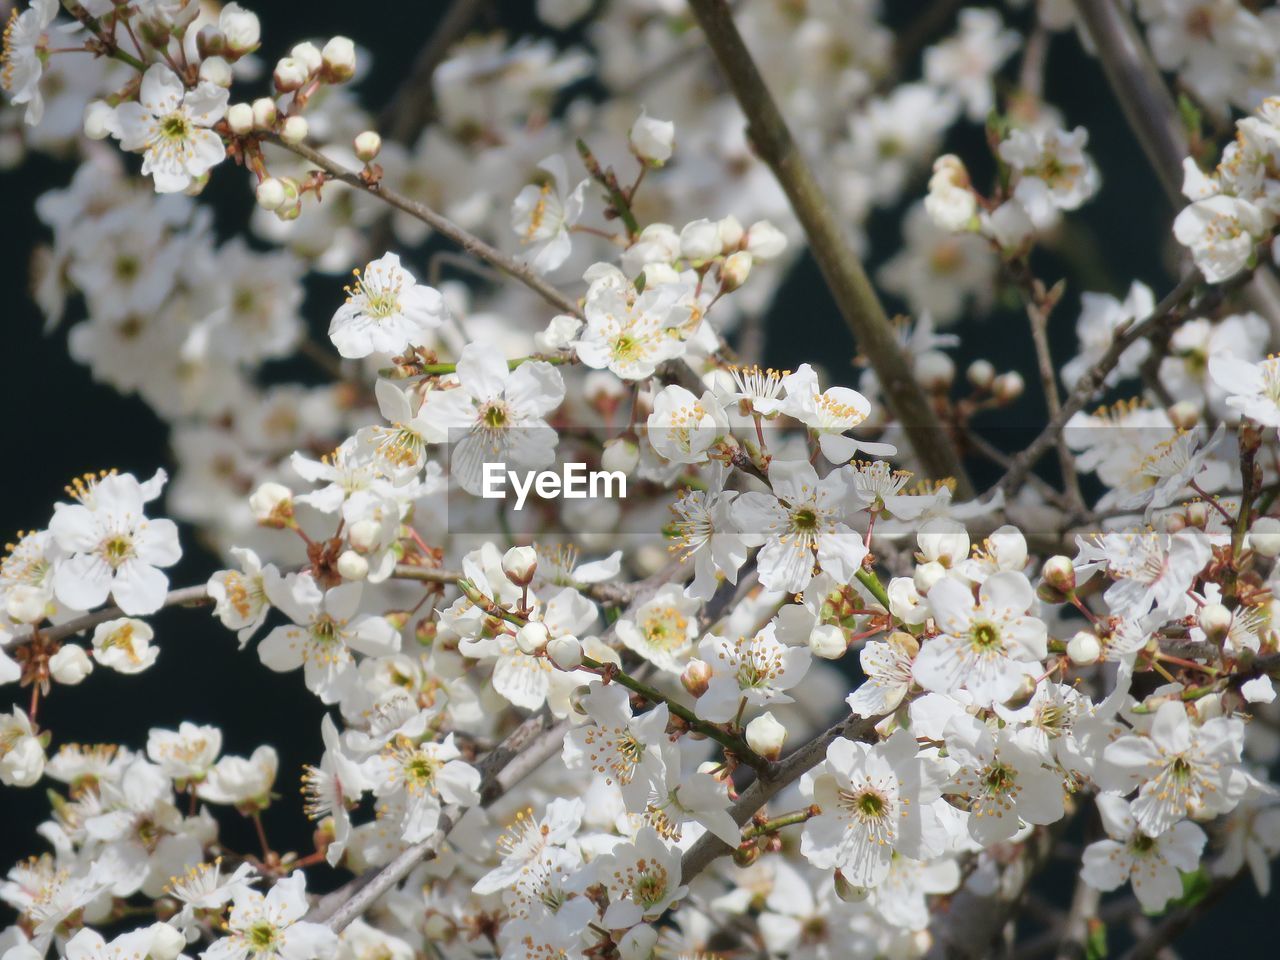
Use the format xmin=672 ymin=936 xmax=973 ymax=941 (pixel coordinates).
xmin=2 ymin=2 xmax=1280 ymax=960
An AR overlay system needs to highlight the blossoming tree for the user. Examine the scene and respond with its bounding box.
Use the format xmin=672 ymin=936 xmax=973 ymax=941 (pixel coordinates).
xmin=3 ymin=2 xmax=1280 ymax=960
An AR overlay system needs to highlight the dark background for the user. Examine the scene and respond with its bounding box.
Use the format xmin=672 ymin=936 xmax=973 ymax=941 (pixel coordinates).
xmin=1 ymin=0 xmax=1258 ymax=949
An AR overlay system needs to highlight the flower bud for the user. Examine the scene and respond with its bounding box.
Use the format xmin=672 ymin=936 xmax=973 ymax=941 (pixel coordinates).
xmin=618 ymin=924 xmax=658 ymax=960
xmin=82 ymin=100 xmax=116 ymax=140
xmin=226 ymin=102 xmax=254 ymax=135
xmin=992 ymin=371 xmax=1025 ymax=403
xmin=718 ymin=250 xmax=752 ymax=291
xmin=967 ymin=359 xmax=996 ymax=390
xmin=547 ymin=634 xmax=583 ymax=670
xmin=887 ymin=630 xmax=920 ymax=658
xmin=251 ymin=97 xmax=277 ymax=129
xmin=1041 ymin=555 xmax=1076 ymax=593
xmin=255 ymin=177 xmax=287 ymax=210
xmin=679 ymin=218 xmax=721 ymax=262
xmin=290 ymin=42 xmax=323 ymax=75
xmin=1185 ymin=501 xmax=1210 ymax=529
xmin=744 ymin=712 xmax=786 ymax=760
xmin=348 ymin=519 xmax=381 ymax=552
xmin=809 ymin=623 xmax=847 ymax=660
xmin=5 ymin=585 xmax=46 ymax=624
xmin=196 ymin=26 xmax=225 ymax=59
xmin=354 ymin=130 xmax=381 ymax=162
xmin=630 ymin=109 xmax=674 ymax=165
xmin=337 ymin=550 xmax=368 ymax=581
xmin=147 ymin=922 xmax=187 ymax=960
xmin=681 ymin=659 xmax=712 ymax=698
xmin=273 ymin=56 xmax=309 ymax=92
xmin=732 ymin=842 xmax=762 ymax=867
xmin=745 ymin=219 xmax=787 ymax=260
xmin=912 ymin=560 xmax=947 ymax=595
xmin=913 ymin=350 xmax=955 ymax=391
xmin=49 ymin=644 xmax=93 ymax=685
xmin=515 ymin=621 xmax=550 ymax=655
xmin=924 ymin=154 xmax=977 ymax=233
xmin=1198 ymin=603 xmax=1232 ymax=640
xmin=1249 ymin=516 xmax=1280 ymax=557
xmin=220 ymin=3 xmax=260 ymax=54
xmin=280 ymin=115 xmax=309 ymax=145
xmin=198 ymin=55 xmax=232 ymax=88
xmin=834 ymin=869 xmax=871 ymax=903
xmin=717 ymin=215 xmax=744 ymax=250
xmin=601 ymin=437 xmax=639 ymax=474
xmin=249 ymin=481 xmax=293 ymax=527
xmin=1067 ymin=630 xmax=1101 ymax=665
xmin=321 ymin=36 xmax=357 ymax=82
xmin=502 ymin=545 xmax=538 ymax=587
xmin=1167 ymin=400 xmax=1200 ymax=430
xmin=422 ymin=913 xmax=457 ymax=942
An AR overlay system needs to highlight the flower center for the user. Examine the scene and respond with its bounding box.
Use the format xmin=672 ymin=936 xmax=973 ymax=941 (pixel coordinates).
xmin=970 ymin=622 xmax=1002 ymax=651
xmin=246 ymin=920 xmax=279 ymax=952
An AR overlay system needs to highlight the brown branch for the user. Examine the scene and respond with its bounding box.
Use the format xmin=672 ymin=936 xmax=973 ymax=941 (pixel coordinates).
xmin=1115 ymin=872 xmax=1242 ymax=960
xmin=685 ymin=0 xmax=973 ymax=496
xmin=40 ymin=585 xmax=211 ymax=644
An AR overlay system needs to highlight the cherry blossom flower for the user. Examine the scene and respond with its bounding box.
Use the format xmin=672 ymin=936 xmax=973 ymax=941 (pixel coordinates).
xmin=596 ymin=827 xmax=687 ymax=928
xmin=1173 ymin=195 xmax=1265 ymax=283
xmin=667 ymin=488 xmax=749 ymax=602
xmin=694 ymin=623 xmax=810 ymax=724
xmin=1080 ymin=794 xmax=1206 ymax=912
xmin=647 ymin=384 xmax=730 ymax=465
xmin=328 ymin=253 xmax=448 ymax=359
xmin=615 ymin=583 xmax=700 ymax=674
xmin=511 ymin=155 xmax=588 ymax=274
xmin=49 ymin=470 xmax=182 ymax=616
xmin=474 ymin=798 xmax=583 ymax=895
xmin=1209 ymin=353 xmax=1280 ymax=426
xmin=364 ymin=733 xmax=481 ymax=843
xmin=203 ymin=871 xmax=338 ymax=960
xmin=563 ymin=682 xmax=667 ymax=811
xmin=777 ymin=365 xmax=895 ymax=463
xmin=114 ymin=65 xmax=228 ymax=193
xmin=301 ymin=715 xmax=369 ymax=866
xmin=0 ymin=0 xmax=58 ymax=125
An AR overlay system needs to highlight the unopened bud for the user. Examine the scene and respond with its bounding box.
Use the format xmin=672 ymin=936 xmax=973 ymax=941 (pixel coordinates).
xmin=280 ymin=115 xmax=309 ymax=145
xmin=718 ymin=250 xmax=752 ymax=291
xmin=1167 ymin=400 xmax=1200 ymax=430
xmin=732 ymin=842 xmax=762 ymax=867
xmin=834 ymin=869 xmax=871 ymax=903
xmin=82 ymin=100 xmax=116 ymax=140
xmin=249 ymin=482 xmax=293 ymax=527
xmin=681 ymin=659 xmax=712 ymax=698
xmin=255 ymin=177 xmax=287 ymax=210
xmin=618 ymin=925 xmax=659 ymax=960
xmin=1249 ymin=516 xmax=1280 ymax=557
xmin=273 ymin=56 xmax=309 ymax=92
xmin=744 ymin=712 xmax=786 ymax=760
xmin=967 ymin=359 xmax=996 ymax=390
xmin=354 ymin=130 xmax=381 ymax=162
xmin=146 ymin=922 xmax=187 ymax=960
xmin=347 ymin=519 xmax=381 ymax=552
xmin=251 ymin=97 xmax=277 ymax=129
xmin=515 ymin=621 xmax=549 ymax=655
xmin=808 ymin=623 xmax=847 ymax=660
xmin=629 ymin=109 xmax=674 ymax=166
xmin=547 ymin=634 xmax=583 ymax=670
xmin=290 ymin=42 xmax=323 ymax=74
xmin=913 ymin=350 xmax=955 ymax=391
xmin=196 ymin=26 xmax=225 ymax=59
xmin=502 ymin=545 xmax=538 ymax=587
xmin=913 ymin=560 xmax=947 ymax=595
xmin=226 ymin=102 xmax=254 ymax=135
xmin=1198 ymin=603 xmax=1232 ymax=640
xmin=744 ymin=219 xmax=787 ymax=260
xmin=199 ymin=56 xmax=232 ymax=88
xmin=337 ymin=550 xmax=368 ymax=581
xmin=221 ymin=3 xmax=260 ymax=54
xmin=1042 ymin=555 xmax=1075 ymax=593
xmin=1186 ymin=501 xmax=1210 ymax=528
xmin=602 ymin=437 xmax=639 ymax=474
xmin=1067 ymin=630 xmax=1101 ymax=665
xmin=48 ymin=644 xmax=93 ymax=685
xmin=422 ymin=912 xmax=457 ymax=942
xmin=321 ymin=36 xmax=357 ymax=82
xmin=992 ymin=371 xmax=1025 ymax=403
xmin=5 ymin=585 xmax=46 ymax=624
xmin=680 ymin=219 xmax=721 ymax=262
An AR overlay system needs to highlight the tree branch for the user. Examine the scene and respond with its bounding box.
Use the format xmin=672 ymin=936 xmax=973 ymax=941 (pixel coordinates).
xmin=684 ymin=0 xmax=973 ymax=496
xmin=40 ymin=585 xmax=211 ymax=644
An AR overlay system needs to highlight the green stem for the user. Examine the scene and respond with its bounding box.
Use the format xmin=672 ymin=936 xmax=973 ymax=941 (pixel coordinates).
xmin=855 ymin=568 xmax=891 ymax=611
xmin=741 ymin=807 xmax=817 ymax=839
xmin=579 ymin=655 xmax=770 ymax=772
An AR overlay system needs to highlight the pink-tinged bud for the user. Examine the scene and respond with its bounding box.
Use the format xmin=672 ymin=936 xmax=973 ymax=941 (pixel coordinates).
xmin=547 ymin=634 xmax=583 ymax=670
xmin=1067 ymin=630 xmax=1101 ymax=665
xmin=681 ymin=659 xmax=712 ymax=698
xmin=992 ymin=371 xmax=1025 ymax=403
xmin=337 ymin=550 xmax=368 ymax=581
xmin=1042 ymin=555 xmax=1076 ymax=593
xmin=249 ymin=482 xmax=293 ymax=527
xmin=273 ymin=56 xmax=309 ymax=93
xmin=354 ymin=130 xmax=381 ymax=162
xmin=515 ymin=621 xmax=550 ymax=655
xmin=967 ymin=359 xmax=996 ymax=389
xmin=502 ymin=545 xmax=538 ymax=587
xmin=1198 ymin=603 xmax=1232 ymax=640
xmin=744 ymin=712 xmax=786 ymax=760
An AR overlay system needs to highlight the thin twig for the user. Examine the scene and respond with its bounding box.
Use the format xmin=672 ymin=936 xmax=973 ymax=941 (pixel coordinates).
xmin=1115 ymin=872 xmax=1242 ymax=960
xmin=41 ymin=585 xmax=211 ymax=644
xmin=262 ymin=135 xmax=583 ymax=320
xmin=685 ymin=0 xmax=973 ymax=495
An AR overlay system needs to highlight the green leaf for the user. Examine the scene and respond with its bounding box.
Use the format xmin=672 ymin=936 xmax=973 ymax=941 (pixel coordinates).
xmin=1085 ymin=918 xmax=1108 ymax=960
xmin=1177 ymin=93 xmax=1202 ymax=140
xmin=635 ymin=270 xmax=646 ymax=294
